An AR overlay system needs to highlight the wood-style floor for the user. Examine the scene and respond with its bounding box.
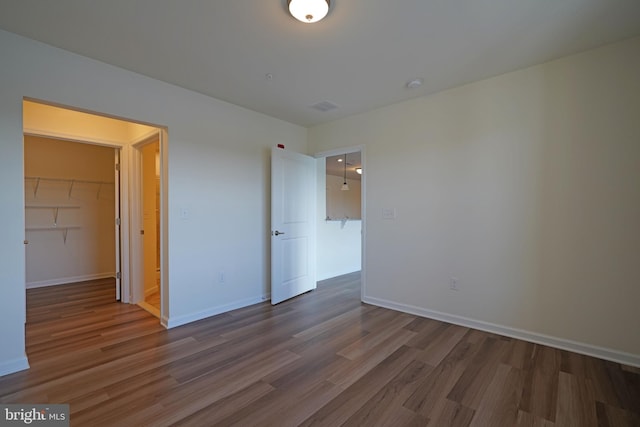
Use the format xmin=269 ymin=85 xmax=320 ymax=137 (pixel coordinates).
xmin=1 ymin=273 xmax=638 ymax=426
xmin=146 ymin=289 xmax=161 ymax=311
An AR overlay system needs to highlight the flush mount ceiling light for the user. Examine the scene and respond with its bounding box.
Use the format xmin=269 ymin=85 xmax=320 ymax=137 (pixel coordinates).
xmin=288 ymin=0 xmax=330 ymax=23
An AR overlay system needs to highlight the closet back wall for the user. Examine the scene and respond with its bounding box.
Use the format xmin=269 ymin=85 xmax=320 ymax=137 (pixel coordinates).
xmin=24 ymin=136 xmax=115 ymax=288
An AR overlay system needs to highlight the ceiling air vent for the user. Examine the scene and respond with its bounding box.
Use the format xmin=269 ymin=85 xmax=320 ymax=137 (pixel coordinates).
xmin=310 ymin=101 xmax=339 ymax=112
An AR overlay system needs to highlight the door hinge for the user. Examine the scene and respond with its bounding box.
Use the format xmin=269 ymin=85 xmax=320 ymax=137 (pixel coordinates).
xmin=115 ymin=163 xmax=120 ymax=171
xmin=116 ymin=272 xmax=121 ymax=279
xmin=115 ymin=218 xmax=121 ymax=226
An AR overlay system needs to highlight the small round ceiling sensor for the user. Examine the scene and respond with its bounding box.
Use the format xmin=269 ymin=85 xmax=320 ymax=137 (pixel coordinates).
xmin=406 ymin=78 xmax=423 ymax=89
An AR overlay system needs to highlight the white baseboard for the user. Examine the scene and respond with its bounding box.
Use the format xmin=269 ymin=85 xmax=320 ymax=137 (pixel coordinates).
xmin=0 ymin=355 xmax=30 ymax=377
xmin=161 ymin=314 xmax=170 ymax=329
xmin=27 ymin=272 xmax=115 ymax=289
xmin=165 ymin=294 xmax=270 ymax=329
xmin=144 ymin=287 xmax=158 ymax=298
xmin=362 ymin=295 xmax=640 ymax=368
xmin=138 ymin=301 xmax=160 ymax=319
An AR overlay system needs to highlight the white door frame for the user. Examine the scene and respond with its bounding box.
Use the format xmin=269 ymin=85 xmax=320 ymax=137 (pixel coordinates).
xmin=22 ymin=130 xmax=134 ymax=300
xmin=130 ymin=132 xmax=156 ymax=304
xmin=130 ymin=131 xmax=167 ymax=317
xmin=22 ymin=103 xmax=168 ymax=325
xmin=313 ymin=145 xmax=366 ymax=301
xmin=130 ymin=129 xmax=168 ymax=324
xmin=114 ymin=148 xmax=122 ymax=301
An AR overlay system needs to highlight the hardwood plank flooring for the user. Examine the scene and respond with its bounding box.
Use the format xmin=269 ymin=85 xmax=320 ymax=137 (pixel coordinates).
xmin=146 ymin=290 xmax=161 ymax=311
xmin=1 ymin=273 xmax=638 ymax=426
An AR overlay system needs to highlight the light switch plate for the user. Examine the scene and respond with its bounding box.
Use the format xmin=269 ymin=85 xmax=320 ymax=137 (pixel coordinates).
xmin=382 ymin=207 xmax=396 ymax=220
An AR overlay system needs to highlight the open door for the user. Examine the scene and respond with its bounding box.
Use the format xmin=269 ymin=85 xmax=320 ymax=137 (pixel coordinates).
xmin=141 ymin=140 xmax=160 ymax=311
xmin=271 ymin=147 xmax=317 ymax=304
xmin=114 ymin=149 xmax=121 ymax=300
xmin=131 ymin=135 xmax=162 ymax=318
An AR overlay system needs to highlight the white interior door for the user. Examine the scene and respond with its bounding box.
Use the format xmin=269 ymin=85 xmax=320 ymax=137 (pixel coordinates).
xmin=114 ymin=149 xmax=121 ymax=301
xmin=141 ymin=141 xmax=159 ymax=300
xmin=271 ymin=147 xmax=317 ymax=304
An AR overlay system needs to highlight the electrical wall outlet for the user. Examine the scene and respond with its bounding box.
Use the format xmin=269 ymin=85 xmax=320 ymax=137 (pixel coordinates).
xmin=179 ymin=207 xmax=190 ymax=220
xmin=449 ymin=277 xmax=459 ymax=291
xmin=218 ymin=272 xmax=225 ymax=284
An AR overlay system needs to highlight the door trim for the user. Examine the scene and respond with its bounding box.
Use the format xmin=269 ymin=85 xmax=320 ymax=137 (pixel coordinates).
xmin=131 ymin=130 xmax=168 ymax=325
xmin=22 ymin=100 xmax=168 ymax=326
xmin=22 ymin=129 xmax=134 ymax=305
xmin=313 ymin=145 xmax=366 ymax=302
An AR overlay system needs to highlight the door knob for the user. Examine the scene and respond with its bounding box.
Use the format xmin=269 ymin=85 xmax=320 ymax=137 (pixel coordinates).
xmin=274 ymin=230 xmax=285 ymax=236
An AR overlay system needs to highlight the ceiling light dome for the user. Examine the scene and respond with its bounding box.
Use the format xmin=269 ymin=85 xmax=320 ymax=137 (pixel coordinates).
xmin=288 ymin=0 xmax=330 ymax=23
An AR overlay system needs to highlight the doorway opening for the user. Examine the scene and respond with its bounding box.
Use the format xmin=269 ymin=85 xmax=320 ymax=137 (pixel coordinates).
xmin=24 ymin=137 xmax=118 ymax=290
xmin=315 ymin=147 xmax=365 ymax=298
xmin=22 ymin=99 xmax=168 ymax=327
xmin=136 ymin=138 xmax=161 ymax=318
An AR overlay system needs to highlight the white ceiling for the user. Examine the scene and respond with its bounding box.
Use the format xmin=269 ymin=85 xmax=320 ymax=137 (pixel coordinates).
xmin=1 ymin=0 xmax=639 ymax=127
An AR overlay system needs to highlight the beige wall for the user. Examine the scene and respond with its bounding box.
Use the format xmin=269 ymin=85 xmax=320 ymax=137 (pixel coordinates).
xmin=309 ymin=36 xmax=640 ymax=362
xmin=24 ymin=136 xmax=116 ymax=286
xmin=23 ymin=100 xmax=156 ymax=143
xmin=23 ymin=100 xmax=163 ymax=305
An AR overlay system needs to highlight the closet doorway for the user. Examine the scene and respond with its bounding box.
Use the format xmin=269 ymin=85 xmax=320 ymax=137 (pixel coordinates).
xmin=24 ymin=137 xmax=118 ymax=292
xmin=23 ymin=99 xmax=168 ymax=323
